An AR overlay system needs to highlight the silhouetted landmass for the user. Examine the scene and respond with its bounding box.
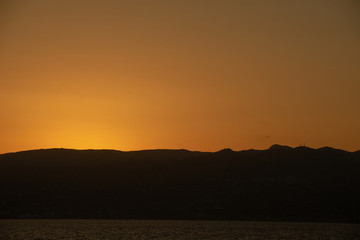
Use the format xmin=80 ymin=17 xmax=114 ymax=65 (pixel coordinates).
xmin=1 ymin=145 xmax=359 ymax=222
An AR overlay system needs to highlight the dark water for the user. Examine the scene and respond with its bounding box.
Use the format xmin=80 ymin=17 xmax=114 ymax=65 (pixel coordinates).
xmin=1 ymin=220 xmax=359 ymax=240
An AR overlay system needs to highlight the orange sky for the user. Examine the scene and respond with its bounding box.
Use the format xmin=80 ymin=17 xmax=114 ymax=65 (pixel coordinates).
xmin=1 ymin=0 xmax=359 ymax=153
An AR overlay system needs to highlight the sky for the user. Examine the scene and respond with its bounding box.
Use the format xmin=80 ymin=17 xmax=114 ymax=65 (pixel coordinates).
xmin=0 ymin=0 xmax=359 ymax=153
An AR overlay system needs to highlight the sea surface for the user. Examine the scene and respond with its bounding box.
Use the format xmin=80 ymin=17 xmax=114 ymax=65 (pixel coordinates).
xmin=0 ymin=220 xmax=359 ymax=240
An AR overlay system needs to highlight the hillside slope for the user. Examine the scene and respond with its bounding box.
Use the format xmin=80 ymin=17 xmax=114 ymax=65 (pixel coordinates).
xmin=1 ymin=145 xmax=359 ymax=222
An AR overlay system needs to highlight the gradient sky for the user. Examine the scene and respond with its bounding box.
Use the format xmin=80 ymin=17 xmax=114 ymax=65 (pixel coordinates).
xmin=1 ymin=0 xmax=359 ymax=153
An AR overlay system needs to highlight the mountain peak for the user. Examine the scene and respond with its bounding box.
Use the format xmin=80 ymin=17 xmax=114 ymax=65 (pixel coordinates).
xmin=269 ymin=144 xmax=293 ymax=151
xmin=217 ymin=148 xmax=234 ymax=153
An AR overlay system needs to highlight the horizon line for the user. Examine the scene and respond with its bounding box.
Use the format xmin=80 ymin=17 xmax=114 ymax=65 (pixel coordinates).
xmin=1 ymin=144 xmax=359 ymax=155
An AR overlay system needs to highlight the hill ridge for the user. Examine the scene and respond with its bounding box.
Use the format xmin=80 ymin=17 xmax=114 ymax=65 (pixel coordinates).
xmin=1 ymin=144 xmax=359 ymax=222
xmin=1 ymin=144 xmax=357 ymax=157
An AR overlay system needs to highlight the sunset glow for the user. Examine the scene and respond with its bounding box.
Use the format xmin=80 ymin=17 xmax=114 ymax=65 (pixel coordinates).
xmin=1 ymin=0 xmax=359 ymax=153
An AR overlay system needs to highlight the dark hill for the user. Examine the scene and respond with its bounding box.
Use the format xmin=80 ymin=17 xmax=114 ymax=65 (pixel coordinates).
xmin=0 ymin=145 xmax=359 ymax=222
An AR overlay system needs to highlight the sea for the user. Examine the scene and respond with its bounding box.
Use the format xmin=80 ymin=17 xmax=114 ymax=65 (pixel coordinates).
xmin=0 ymin=220 xmax=359 ymax=240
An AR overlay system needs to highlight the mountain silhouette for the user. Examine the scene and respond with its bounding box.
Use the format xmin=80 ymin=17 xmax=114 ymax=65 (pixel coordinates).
xmin=0 ymin=145 xmax=359 ymax=222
